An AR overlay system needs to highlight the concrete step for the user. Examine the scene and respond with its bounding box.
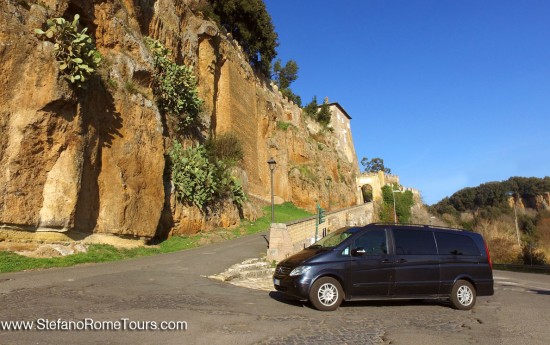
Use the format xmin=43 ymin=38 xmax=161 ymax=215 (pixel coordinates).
xmin=237 ymin=262 xmax=272 ymax=272
xmin=238 ymin=268 xmax=274 ymax=280
xmin=208 ymin=257 xmax=274 ymax=282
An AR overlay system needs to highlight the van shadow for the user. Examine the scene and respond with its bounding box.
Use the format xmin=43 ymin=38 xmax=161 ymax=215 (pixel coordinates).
xmin=529 ymin=289 xmax=550 ymax=295
xmin=268 ymin=291 xmax=450 ymax=310
xmin=340 ymin=299 xmax=448 ymax=309
xmin=268 ymin=291 xmax=307 ymax=308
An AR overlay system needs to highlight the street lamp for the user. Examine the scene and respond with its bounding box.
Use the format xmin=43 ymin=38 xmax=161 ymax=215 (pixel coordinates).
xmin=392 ymin=188 xmax=404 ymax=223
xmin=326 ymin=176 xmax=332 ymax=211
xmin=507 ymin=191 xmax=521 ymax=246
xmin=267 ymin=157 xmax=277 ymax=223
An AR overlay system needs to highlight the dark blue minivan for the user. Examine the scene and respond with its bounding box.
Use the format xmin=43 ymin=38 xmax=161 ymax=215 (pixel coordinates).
xmin=273 ymin=223 xmax=494 ymax=311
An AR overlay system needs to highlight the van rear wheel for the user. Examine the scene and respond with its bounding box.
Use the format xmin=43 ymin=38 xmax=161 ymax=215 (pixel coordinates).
xmin=309 ymin=277 xmax=343 ymax=311
xmin=450 ymin=280 xmax=476 ymax=310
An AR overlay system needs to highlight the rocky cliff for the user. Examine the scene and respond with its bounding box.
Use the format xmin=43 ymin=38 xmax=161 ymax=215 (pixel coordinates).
xmin=0 ymin=0 xmax=360 ymax=241
xmin=508 ymin=193 xmax=550 ymax=211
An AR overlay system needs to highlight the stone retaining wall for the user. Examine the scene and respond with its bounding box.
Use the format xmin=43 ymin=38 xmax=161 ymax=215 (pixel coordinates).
xmin=267 ymin=203 xmax=375 ymax=262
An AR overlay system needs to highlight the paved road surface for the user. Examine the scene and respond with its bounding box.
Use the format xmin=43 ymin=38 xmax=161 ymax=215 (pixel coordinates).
xmin=1 ymin=233 xmax=549 ymax=345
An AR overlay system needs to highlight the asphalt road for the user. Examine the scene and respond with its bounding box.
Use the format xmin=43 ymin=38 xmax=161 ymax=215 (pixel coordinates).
xmin=1 ymin=233 xmax=549 ymax=345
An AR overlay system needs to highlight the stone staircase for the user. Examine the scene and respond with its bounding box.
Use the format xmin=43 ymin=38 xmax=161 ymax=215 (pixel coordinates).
xmin=208 ymin=257 xmax=275 ymax=291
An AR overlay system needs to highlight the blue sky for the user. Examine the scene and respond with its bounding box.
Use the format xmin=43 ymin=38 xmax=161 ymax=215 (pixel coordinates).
xmin=264 ymin=0 xmax=550 ymax=205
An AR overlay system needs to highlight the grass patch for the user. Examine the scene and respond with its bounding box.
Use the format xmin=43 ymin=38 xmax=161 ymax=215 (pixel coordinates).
xmin=239 ymin=202 xmax=312 ymax=236
xmin=0 ymin=203 xmax=311 ymax=274
xmin=292 ymin=165 xmax=317 ymax=182
xmin=124 ymin=80 xmax=139 ymax=94
xmin=276 ymin=121 xmax=294 ymax=131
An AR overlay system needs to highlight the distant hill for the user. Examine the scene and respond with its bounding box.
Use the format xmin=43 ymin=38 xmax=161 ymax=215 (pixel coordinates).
xmin=429 ymin=176 xmax=550 ymax=265
xmin=430 ymin=176 xmax=550 ymax=219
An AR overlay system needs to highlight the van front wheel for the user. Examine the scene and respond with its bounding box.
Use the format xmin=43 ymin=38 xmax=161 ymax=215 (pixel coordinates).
xmin=309 ymin=277 xmax=343 ymax=311
xmin=450 ymin=280 xmax=476 ymax=310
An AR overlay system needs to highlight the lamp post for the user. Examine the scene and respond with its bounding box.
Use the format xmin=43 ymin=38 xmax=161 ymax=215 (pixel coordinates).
xmin=392 ymin=188 xmax=403 ymax=224
xmin=267 ymin=157 xmax=277 ymax=223
xmin=326 ymin=176 xmax=332 ymax=211
xmin=507 ymin=191 xmax=521 ymax=246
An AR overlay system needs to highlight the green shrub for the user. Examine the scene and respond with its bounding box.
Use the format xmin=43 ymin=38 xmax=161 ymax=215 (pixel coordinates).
xmin=35 ymin=14 xmax=101 ymax=87
xmin=293 ymin=165 xmax=316 ymax=182
xmin=124 ymin=81 xmax=138 ymax=94
xmin=276 ymin=121 xmax=292 ymax=131
xmin=169 ymin=141 xmax=245 ymax=209
xmin=303 ymin=96 xmax=318 ymax=118
xmin=302 ymin=95 xmax=331 ymax=126
xmin=146 ymin=38 xmax=202 ymax=131
xmin=380 ymin=185 xmax=415 ymax=223
xmin=170 ymin=142 xmax=216 ymax=208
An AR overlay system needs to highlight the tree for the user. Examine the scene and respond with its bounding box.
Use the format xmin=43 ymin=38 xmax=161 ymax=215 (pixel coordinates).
xmin=211 ymin=0 xmax=278 ymax=77
xmin=317 ymin=102 xmax=331 ymax=125
xmin=303 ymin=96 xmax=318 ymax=118
xmin=273 ymin=59 xmax=301 ymax=106
xmin=273 ymin=59 xmax=298 ymax=89
xmin=361 ymin=157 xmax=391 ymax=174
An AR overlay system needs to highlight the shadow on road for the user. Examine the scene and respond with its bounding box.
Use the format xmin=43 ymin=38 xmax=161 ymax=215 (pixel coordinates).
xmin=341 ymin=299 xmax=449 ymax=309
xmin=268 ymin=291 xmax=452 ymax=310
xmin=268 ymin=291 xmax=307 ymax=308
xmin=529 ymin=289 xmax=550 ymax=295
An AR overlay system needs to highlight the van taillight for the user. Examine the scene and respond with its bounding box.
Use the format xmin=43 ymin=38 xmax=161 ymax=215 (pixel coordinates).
xmin=483 ymin=240 xmax=492 ymax=270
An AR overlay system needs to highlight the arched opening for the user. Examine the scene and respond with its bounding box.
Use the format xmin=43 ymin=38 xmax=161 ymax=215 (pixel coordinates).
xmin=361 ymin=184 xmax=373 ymax=203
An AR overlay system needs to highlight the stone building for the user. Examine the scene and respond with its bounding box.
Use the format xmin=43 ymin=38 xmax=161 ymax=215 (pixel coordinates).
xmin=326 ymin=102 xmax=358 ymax=167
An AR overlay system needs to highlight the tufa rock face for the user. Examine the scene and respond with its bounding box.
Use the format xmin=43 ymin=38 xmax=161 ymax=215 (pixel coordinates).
xmin=0 ymin=0 xmax=360 ymax=240
xmin=1 ymin=0 xmax=164 ymax=238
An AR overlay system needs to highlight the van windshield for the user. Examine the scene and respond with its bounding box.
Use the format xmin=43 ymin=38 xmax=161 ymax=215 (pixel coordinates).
xmin=309 ymin=227 xmax=354 ymax=249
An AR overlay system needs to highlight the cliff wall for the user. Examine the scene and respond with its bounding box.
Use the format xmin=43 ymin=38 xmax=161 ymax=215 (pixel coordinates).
xmin=0 ymin=0 xmax=360 ymax=241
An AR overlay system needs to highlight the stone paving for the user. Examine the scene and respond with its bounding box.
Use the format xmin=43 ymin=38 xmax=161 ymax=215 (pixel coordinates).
xmin=207 ymin=258 xmax=507 ymax=345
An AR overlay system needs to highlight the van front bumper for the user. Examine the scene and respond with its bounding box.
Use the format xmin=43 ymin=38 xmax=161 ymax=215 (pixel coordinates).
xmin=273 ymin=275 xmax=311 ymax=300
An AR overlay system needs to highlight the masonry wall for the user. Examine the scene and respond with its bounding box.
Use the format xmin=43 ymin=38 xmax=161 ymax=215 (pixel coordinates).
xmin=267 ymin=202 xmax=375 ymax=262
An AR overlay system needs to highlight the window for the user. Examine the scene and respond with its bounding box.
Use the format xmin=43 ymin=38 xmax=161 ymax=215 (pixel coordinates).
xmin=354 ymin=230 xmax=387 ymax=255
xmin=393 ymin=229 xmax=437 ymax=255
xmin=435 ymin=233 xmax=480 ymax=256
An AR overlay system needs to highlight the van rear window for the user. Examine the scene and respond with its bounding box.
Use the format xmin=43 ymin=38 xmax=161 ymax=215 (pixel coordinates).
xmin=435 ymin=233 xmax=480 ymax=256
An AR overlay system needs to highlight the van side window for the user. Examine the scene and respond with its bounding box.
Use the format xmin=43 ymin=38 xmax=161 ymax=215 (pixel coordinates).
xmin=393 ymin=229 xmax=437 ymax=255
xmin=354 ymin=230 xmax=387 ymax=255
xmin=435 ymin=233 xmax=480 ymax=256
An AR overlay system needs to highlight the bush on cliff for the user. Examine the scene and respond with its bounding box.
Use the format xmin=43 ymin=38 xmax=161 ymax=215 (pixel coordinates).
xmin=146 ymin=38 xmax=202 ymax=131
xmin=303 ymin=96 xmax=332 ymax=126
xmin=169 ymin=141 xmax=245 ymax=210
xmin=34 ymin=14 xmax=101 ymax=87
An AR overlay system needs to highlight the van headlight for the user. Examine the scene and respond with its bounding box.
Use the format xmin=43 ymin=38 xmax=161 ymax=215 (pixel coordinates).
xmin=289 ymin=266 xmax=311 ymax=276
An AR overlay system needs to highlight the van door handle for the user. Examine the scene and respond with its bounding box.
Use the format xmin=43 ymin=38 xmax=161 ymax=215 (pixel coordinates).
xmin=381 ymin=259 xmax=394 ymax=264
xmin=396 ymin=259 xmax=407 ymax=263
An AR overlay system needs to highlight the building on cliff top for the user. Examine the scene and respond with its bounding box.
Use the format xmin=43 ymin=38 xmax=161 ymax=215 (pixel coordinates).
xmin=326 ymin=102 xmax=356 ymax=165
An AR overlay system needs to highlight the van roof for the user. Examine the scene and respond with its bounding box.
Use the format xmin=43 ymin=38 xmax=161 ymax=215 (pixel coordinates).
xmin=367 ymin=223 xmax=466 ymax=232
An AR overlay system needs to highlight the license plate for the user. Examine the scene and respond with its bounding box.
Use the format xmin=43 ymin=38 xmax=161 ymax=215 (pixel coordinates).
xmin=274 ymin=278 xmax=281 ymax=286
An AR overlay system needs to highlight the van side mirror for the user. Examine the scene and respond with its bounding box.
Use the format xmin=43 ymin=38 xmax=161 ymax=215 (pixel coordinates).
xmin=352 ymin=248 xmax=366 ymax=256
